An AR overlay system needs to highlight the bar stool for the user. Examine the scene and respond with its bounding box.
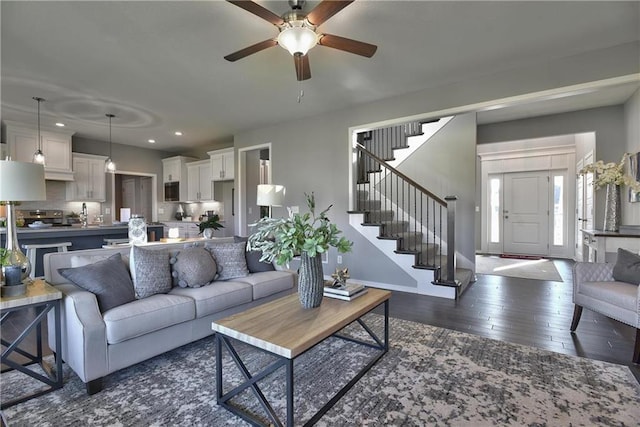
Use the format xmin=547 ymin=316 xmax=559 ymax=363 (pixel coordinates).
xmin=103 ymin=238 xmax=130 ymax=246
xmin=22 ymin=242 xmax=72 ymax=279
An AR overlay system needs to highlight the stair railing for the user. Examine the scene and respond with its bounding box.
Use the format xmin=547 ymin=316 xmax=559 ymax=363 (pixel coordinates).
xmin=355 ymin=142 xmax=457 ymax=285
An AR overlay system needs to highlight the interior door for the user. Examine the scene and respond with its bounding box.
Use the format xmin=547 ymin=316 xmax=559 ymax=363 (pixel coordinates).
xmin=503 ymin=171 xmax=549 ymax=255
xmin=575 ymin=151 xmax=595 ymax=261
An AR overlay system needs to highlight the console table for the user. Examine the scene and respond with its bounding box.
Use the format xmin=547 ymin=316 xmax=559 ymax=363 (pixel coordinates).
xmin=581 ymin=229 xmax=640 ymax=263
xmin=1 ymin=279 xmax=63 ymax=409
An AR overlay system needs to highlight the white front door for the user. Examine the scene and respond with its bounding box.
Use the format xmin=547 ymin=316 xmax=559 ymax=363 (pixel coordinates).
xmin=503 ymin=171 xmax=549 ymax=255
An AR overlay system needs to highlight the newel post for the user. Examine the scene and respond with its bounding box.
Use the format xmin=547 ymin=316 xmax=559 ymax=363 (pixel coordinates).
xmin=445 ymin=196 xmax=457 ymax=284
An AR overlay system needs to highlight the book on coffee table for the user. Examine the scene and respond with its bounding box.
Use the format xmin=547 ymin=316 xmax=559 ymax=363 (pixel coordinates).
xmin=323 ymin=288 xmax=368 ymax=301
xmin=324 ymin=282 xmax=365 ymax=296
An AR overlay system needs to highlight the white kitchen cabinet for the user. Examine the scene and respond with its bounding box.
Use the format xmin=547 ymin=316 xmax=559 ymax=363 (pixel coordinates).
xmin=162 ymin=156 xmax=196 ymax=202
xmin=186 ymin=160 xmax=214 ymax=202
xmin=66 ymin=153 xmax=107 ymax=201
xmin=208 ymin=148 xmax=234 ymax=181
xmin=163 ymin=221 xmax=201 ymax=238
xmin=3 ymin=120 xmax=75 ymax=180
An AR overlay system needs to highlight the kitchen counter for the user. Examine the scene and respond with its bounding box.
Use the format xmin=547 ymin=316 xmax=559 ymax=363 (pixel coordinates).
xmin=0 ymin=225 xmax=164 ymax=276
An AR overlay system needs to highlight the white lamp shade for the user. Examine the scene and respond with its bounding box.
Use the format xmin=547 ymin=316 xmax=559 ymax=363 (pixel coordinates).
xmin=0 ymin=160 xmax=46 ymax=201
xmin=257 ymin=184 xmax=286 ymax=207
xmin=277 ymin=26 xmax=318 ymax=56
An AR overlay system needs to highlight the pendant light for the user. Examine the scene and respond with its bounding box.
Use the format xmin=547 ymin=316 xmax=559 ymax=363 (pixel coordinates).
xmin=32 ymin=97 xmax=46 ymax=165
xmin=105 ymin=113 xmax=116 ymax=173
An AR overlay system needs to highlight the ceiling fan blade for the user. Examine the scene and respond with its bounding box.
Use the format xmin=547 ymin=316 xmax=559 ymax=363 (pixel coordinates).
xmin=224 ymin=39 xmax=278 ymax=61
xmin=227 ymin=0 xmax=285 ymax=26
xmin=318 ymin=33 xmax=377 ymax=57
xmin=294 ymin=54 xmax=311 ymax=81
xmin=306 ymin=0 xmax=354 ymax=26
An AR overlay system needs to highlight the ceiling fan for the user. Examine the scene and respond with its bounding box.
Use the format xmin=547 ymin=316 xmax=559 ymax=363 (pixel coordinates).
xmin=224 ymin=0 xmax=377 ymax=81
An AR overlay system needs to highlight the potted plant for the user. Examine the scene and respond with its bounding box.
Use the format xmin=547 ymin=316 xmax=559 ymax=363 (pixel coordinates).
xmin=248 ymin=192 xmax=353 ymax=308
xmin=579 ymin=152 xmax=640 ymax=231
xmin=198 ymin=214 xmax=224 ymax=238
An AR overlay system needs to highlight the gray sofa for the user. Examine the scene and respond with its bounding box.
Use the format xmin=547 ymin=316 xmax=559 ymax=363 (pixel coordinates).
xmin=44 ymin=239 xmax=297 ymax=394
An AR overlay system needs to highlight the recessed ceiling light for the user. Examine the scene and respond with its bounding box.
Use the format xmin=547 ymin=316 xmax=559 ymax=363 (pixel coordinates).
xmin=148 ymin=139 xmax=156 ymax=143
xmin=174 ymin=131 xmax=183 ymax=136
xmin=55 ymin=122 xmax=65 ymax=127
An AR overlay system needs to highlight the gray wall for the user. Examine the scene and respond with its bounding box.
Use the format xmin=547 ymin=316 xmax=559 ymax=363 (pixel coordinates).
xmin=233 ymin=42 xmax=636 ymax=289
xmin=477 ymin=105 xmax=630 ymax=227
xmin=73 ymin=136 xmax=173 ymax=210
xmin=395 ymin=113 xmax=477 ymax=267
xmin=624 ymin=89 xmax=640 ymax=225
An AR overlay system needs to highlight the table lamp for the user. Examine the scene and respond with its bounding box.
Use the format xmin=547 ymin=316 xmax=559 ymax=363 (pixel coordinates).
xmin=0 ymin=160 xmax=46 ymax=296
xmin=257 ymin=184 xmax=285 ymax=218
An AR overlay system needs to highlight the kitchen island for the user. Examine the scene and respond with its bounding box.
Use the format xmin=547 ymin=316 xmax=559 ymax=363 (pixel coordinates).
xmin=0 ymin=225 xmax=164 ymax=276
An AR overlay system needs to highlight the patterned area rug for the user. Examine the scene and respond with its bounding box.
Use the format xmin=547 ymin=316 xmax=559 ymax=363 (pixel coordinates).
xmin=476 ymin=255 xmax=564 ymax=282
xmin=2 ymin=315 xmax=638 ymax=426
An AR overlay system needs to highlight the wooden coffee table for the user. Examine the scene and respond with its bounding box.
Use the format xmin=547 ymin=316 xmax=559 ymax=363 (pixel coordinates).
xmin=212 ymin=287 xmax=391 ymax=426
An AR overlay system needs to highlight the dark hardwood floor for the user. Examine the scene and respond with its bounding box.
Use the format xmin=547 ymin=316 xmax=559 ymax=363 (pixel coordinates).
xmin=377 ymin=257 xmax=639 ymax=382
xmin=3 ymin=258 xmax=638 ymax=384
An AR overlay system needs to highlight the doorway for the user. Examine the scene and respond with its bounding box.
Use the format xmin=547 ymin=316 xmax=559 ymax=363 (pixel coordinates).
xmin=110 ymin=171 xmax=157 ymax=223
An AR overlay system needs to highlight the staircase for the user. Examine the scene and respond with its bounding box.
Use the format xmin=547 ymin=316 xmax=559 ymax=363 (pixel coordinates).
xmin=348 ymin=120 xmax=474 ymax=299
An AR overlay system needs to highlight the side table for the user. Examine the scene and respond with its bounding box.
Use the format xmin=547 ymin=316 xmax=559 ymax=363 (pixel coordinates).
xmin=1 ymin=279 xmax=63 ymax=409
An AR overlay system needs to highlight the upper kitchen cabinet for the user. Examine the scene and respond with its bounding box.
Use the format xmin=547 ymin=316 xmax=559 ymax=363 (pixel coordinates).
xmin=162 ymin=156 xmax=196 ymax=183
xmin=3 ymin=120 xmax=75 ymax=180
xmin=208 ymin=148 xmax=234 ymax=181
xmin=186 ymin=160 xmax=214 ymax=202
xmin=162 ymin=156 xmax=196 ymax=202
xmin=66 ymin=153 xmax=107 ymax=201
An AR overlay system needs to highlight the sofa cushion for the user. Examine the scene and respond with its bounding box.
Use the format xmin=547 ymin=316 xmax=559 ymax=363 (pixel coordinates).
xmin=71 ymin=253 xmax=130 ymax=270
xmin=205 ymin=242 xmax=250 ymax=280
xmin=130 ymin=245 xmax=172 ymax=299
xmin=170 ymin=246 xmax=218 ymax=288
xmin=58 ymin=253 xmax=135 ymax=313
xmin=103 ymin=294 xmax=195 ymax=344
xmin=234 ymin=271 xmax=296 ymax=299
xmin=613 ymin=248 xmax=640 ymax=285
xmin=169 ymin=281 xmax=252 ymax=318
xmin=581 ymin=280 xmax=638 ymax=312
xmin=234 ymin=236 xmax=276 ymax=273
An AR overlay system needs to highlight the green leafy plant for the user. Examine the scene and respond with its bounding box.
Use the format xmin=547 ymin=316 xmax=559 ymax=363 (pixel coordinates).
xmin=198 ymin=214 xmax=224 ymax=234
xmin=0 ymin=248 xmax=8 ymax=266
xmin=248 ymin=192 xmax=353 ymax=265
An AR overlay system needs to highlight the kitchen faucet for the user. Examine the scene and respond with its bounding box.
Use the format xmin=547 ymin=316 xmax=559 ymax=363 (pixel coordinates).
xmin=80 ymin=202 xmax=88 ymax=227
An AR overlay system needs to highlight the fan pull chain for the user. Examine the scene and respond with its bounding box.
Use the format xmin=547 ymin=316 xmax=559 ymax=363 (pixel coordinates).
xmin=297 ymin=58 xmax=305 ymax=103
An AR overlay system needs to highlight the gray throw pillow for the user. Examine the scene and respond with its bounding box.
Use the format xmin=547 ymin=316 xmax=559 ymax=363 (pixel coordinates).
xmin=205 ymin=242 xmax=250 ymax=280
xmin=170 ymin=246 xmax=218 ymax=288
xmin=612 ymin=248 xmax=640 ymax=285
xmin=58 ymin=253 xmax=135 ymax=313
xmin=130 ymin=245 xmax=172 ymax=298
xmin=234 ymin=235 xmax=275 ymax=273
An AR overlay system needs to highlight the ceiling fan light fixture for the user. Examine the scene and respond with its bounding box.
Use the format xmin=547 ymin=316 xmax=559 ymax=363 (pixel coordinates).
xmin=277 ymin=25 xmax=317 ymax=56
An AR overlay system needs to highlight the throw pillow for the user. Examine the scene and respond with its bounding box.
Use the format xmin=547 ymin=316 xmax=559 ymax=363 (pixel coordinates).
xmin=58 ymin=253 xmax=135 ymax=313
xmin=170 ymin=246 xmax=218 ymax=288
xmin=234 ymin=235 xmax=276 ymax=273
xmin=71 ymin=253 xmax=130 ymax=270
xmin=205 ymin=242 xmax=250 ymax=280
xmin=130 ymin=245 xmax=172 ymax=298
xmin=612 ymin=248 xmax=640 ymax=284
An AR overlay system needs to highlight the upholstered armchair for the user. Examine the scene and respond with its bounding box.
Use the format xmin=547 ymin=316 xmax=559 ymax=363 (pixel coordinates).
xmin=570 ymin=260 xmax=639 ymax=364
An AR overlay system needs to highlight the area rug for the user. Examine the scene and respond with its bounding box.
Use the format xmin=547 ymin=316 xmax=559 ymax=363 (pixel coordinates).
xmin=2 ymin=315 xmax=638 ymax=426
xmin=476 ymin=255 xmax=563 ymax=282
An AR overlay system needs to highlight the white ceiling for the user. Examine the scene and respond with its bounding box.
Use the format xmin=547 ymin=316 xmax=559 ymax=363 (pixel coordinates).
xmin=2 ymin=1 xmax=639 ymax=152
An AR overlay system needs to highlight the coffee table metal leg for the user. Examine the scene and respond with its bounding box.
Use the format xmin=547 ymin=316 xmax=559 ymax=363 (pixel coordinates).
xmin=215 ymin=333 xmax=222 ymax=403
xmin=286 ymin=359 xmax=294 ymax=427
